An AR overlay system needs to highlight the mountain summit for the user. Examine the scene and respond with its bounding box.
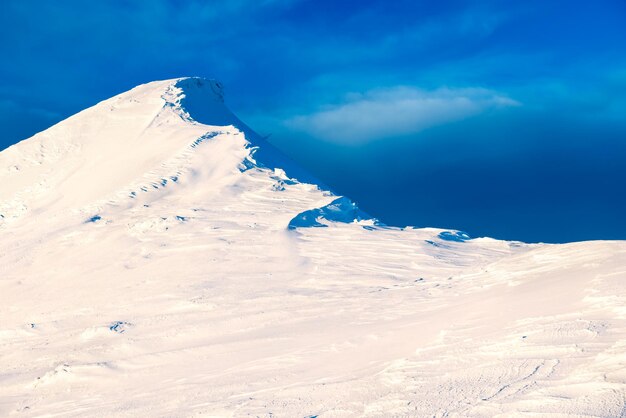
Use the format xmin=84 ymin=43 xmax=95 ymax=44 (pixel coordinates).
xmin=0 ymin=78 xmax=625 ymax=417
xmin=0 ymin=77 xmax=337 ymax=230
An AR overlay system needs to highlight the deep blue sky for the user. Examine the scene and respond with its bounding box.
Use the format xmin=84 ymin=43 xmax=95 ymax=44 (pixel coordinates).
xmin=1 ymin=0 xmax=625 ymax=242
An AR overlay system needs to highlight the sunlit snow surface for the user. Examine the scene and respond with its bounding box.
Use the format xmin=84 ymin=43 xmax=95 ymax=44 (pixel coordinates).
xmin=1 ymin=78 xmax=625 ymax=417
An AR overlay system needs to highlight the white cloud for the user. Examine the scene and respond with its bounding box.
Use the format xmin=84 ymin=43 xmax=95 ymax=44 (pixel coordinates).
xmin=284 ymin=86 xmax=520 ymax=144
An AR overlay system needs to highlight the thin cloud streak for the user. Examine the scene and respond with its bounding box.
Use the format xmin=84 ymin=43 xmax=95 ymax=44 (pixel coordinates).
xmin=285 ymin=86 xmax=520 ymax=143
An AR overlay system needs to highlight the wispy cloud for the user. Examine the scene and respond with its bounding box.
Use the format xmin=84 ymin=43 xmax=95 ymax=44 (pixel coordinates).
xmin=284 ymin=86 xmax=520 ymax=144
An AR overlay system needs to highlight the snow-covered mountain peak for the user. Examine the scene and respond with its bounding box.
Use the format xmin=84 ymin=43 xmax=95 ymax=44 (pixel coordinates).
xmin=0 ymin=77 xmax=361 ymax=232
xmin=1 ymin=78 xmax=625 ymax=417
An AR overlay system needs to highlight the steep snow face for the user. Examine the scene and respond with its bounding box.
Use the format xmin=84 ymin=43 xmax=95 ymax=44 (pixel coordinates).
xmin=0 ymin=78 xmax=327 ymax=229
xmin=0 ymin=78 xmax=625 ymax=417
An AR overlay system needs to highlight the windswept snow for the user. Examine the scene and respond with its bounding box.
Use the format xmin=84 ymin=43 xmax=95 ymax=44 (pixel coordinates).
xmin=0 ymin=77 xmax=625 ymax=417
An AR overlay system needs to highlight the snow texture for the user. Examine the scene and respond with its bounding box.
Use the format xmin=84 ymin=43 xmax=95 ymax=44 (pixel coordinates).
xmin=0 ymin=77 xmax=625 ymax=417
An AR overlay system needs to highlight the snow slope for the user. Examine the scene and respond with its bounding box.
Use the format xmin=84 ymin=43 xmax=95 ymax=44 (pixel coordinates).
xmin=0 ymin=77 xmax=625 ymax=417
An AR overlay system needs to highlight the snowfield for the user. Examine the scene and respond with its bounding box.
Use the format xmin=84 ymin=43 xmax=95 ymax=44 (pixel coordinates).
xmin=0 ymin=78 xmax=625 ymax=417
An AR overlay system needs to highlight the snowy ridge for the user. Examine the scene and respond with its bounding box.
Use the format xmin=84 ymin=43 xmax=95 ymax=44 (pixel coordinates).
xmin=0 ymin=77 xmax=357 ymax=231
xmin=0 ymin=78 xmax=625 ymax=417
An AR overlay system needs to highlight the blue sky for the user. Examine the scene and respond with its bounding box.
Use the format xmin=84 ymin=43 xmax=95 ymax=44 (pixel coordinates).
xmin=1 ymin=0 xmax=625 ymax=242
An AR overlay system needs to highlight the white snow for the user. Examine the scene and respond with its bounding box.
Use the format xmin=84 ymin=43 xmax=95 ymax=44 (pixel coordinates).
xmin=0 ymin=77 xmax=625 ymax=417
